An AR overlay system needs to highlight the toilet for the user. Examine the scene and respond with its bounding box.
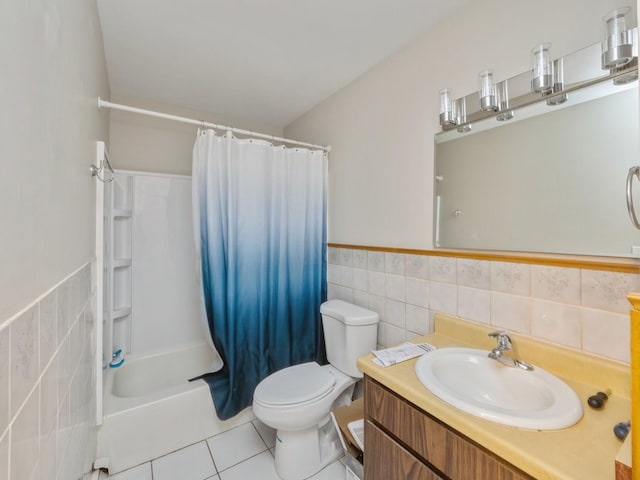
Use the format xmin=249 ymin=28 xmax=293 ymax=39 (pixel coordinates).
xmin=252 ymin=300 xmax=379 ymax=480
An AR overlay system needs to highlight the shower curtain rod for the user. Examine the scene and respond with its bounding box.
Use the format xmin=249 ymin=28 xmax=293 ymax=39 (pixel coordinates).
xmin=97 ymin=97 xmax=331 ymax=152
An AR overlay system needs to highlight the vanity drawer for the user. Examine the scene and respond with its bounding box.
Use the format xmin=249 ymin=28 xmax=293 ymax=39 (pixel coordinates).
xmin=364 ymin=376 xmax=534 ymax=480
xmin=364 ymin=420 xmax=445 ymax=480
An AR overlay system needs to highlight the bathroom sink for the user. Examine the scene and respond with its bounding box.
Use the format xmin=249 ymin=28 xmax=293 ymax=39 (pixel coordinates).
xmin=414 ymin=348 xmax=583 ymax=430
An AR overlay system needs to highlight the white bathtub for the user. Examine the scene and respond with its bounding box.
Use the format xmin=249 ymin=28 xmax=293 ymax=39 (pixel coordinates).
xmin=97 ymin=342 xmax=254 ymax=474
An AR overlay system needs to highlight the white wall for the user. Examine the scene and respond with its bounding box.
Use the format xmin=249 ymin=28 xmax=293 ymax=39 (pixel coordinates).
xmin=129 ymin=172 xmax=205 ymax=356
xmin=1 ymin=0 xmax=110 ymax=479
xmin=285 ymin=0 xmax=636 ymax=249
xmin=1 ymin=0 xmax=110 ymax=320
xmin=109 ymin=94 xmax=284 ymax=175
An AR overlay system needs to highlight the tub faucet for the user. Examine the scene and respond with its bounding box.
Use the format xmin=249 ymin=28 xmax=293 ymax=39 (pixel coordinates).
xmin=487 ymin=331 xmax=533 ymax=371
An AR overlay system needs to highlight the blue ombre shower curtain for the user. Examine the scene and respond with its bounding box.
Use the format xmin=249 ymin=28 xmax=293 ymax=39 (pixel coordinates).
xmin=192 ymin=129 xmax=327 ymax=420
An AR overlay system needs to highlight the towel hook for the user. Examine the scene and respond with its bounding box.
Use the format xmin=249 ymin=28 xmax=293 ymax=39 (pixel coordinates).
xmin=91 ymin=148 xmax=115 ymax=183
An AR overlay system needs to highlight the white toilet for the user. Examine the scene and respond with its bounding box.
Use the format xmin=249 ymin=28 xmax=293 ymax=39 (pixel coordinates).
xmin=252 ymin=300 xmax=379 ymax=480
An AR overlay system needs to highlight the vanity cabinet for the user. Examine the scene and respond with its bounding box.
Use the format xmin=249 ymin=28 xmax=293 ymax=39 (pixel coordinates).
xmin=364 ymin=376 xmax=535 ymax=480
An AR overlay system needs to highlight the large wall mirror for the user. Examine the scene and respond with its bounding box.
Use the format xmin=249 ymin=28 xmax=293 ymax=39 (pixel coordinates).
xmin=434 ymin=53 xmax=640 ymax=258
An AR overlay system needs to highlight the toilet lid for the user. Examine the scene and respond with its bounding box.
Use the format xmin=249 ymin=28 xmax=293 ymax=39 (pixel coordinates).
xmin=255 ymin=362 xmax=336 ymax=406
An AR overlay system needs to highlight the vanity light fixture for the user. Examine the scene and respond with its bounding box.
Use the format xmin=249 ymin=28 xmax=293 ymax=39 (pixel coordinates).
xmin=601 ymin=6 xmax=634 ymax=69
xmin=455 ymin=98 xmax=472 ymax=133
xmin=547 ymin=58 xmax=568 ymax=105
xmin=479 ymin=70 xmax=498 ymax=111
xmin=495 ymin=80 xmax=514 ymax=121
xmin=439 ymin=89 xmax=455 ymax=126
xmin=437 ymin=14 xmax=638 ymax=132
xmin=531 ymin=43 xmax=553 ymax=93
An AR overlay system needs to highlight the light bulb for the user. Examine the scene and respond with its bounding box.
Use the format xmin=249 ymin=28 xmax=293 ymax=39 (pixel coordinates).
xmin=479 ymin=70 xmax=497 ymax=111
xmin=531 ymin=43 xmax=553 ymax=93
xmin=439 ymin=89 xmax=455 ymax=126
xmin=601 ymin=7 xmax=634 ymax=69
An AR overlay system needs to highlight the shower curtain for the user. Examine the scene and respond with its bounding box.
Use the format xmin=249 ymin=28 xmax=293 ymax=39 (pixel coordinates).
xmin=192 ymin=130 xmax=327 ymax=420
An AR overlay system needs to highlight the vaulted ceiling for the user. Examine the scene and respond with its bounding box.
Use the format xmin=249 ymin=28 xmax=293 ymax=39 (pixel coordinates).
xmin=97 ymin=0 xmax=471 ymax=127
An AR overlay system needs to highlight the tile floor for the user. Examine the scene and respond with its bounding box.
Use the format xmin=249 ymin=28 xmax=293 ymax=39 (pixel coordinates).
xmin=110 ymin=418 xmax=346 ymax=480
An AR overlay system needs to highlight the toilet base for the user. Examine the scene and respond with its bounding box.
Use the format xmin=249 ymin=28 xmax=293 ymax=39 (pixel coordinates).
xmin=274 ymin=417 xmax=343 ymax=480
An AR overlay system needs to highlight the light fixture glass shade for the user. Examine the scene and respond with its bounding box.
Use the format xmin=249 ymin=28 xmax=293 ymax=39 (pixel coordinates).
xmin=496 ymin=80 xmax=514 ymax=121
xmin=454 ymin=98 xmax=471 ymax=132
xmin=454 ymin=97 xmax=466 ymax=124
xmin=547 ymin=58 xmax=568 ymax=105
xmin=601 ymin=6 xmax=634 ymax=69
xmin=531 ymin=43 xmax=553 ymax=92
xmin=552 ymin=57 xmax=564 ymax=90
xmin=439 ymin=89 xmax=455 ymax=125
xmin=479 ymin=70 xmax=497 ymax=111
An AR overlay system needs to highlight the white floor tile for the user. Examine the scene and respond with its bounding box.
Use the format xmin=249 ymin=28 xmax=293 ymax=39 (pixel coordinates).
xmin=218 ymin=451 xmax=279 ymax=480
xmin=207 ymin=422 xmax=268 ymax=471
xmin=152 ymin=442 xmax=216 ymax=480
xmin=132 ymin=420 xmax=348 ymax=480
xmin=110 ymin=463 xmax=152 ymax=480
xmin=309 ymin=460 xmax=346 ymax=479
xmin=252 ymin=419 xmax=277 ymax=448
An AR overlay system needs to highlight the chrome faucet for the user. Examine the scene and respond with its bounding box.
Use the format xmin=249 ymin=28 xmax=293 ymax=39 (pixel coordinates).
xmin=487 ymin=331 xmax=534 ymax=371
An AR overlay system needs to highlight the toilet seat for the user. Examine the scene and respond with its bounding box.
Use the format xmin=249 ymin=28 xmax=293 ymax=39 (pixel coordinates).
xmin=254 ymin=362 xmax=336 ymax=406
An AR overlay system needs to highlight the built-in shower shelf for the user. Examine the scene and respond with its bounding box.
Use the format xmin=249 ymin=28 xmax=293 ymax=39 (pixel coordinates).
xmin=113 ymin=258 xmax=132 ymax=268
xmin=105 ymin=171 xmax=135 ymax=357
xmin=112 ymin=307 xmax=132 ymax=320
xmin=113 ymin=209 xmax=132 ymax=218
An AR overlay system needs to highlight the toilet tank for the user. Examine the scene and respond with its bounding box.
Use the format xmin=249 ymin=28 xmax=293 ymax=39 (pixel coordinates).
xmin=320 ymin=300 xmax=379 ymax=378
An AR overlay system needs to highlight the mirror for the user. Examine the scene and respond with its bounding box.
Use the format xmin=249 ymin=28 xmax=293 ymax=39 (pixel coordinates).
xmin=434 ymin=81 xmax=640 ymax=258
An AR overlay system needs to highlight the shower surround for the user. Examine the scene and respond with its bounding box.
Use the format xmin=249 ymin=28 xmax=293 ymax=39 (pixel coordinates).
xmin=97 ymin=170 xmax=248 ymax=473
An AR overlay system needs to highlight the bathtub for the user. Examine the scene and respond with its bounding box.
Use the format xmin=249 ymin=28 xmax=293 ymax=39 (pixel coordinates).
xmin=97 ymin=342 xmax=254 ymax=474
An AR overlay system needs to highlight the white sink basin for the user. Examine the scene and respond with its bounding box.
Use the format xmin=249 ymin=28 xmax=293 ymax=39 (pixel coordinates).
xmin=415 ymin=347 xmax=583 ymax=430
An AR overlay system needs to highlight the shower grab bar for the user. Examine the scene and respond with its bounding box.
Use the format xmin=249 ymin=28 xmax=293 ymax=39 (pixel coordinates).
xmin=627 ymin=166 xmax=640 ymax=230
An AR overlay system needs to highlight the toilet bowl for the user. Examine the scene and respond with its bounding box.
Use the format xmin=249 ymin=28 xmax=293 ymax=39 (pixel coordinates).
xmin=252 ymin=300 xmax=378 ymax=480
xmin=253 ymin=362 xmax=355 ymax=479
xmin=253 ymin=363 xmax=353 ymax=431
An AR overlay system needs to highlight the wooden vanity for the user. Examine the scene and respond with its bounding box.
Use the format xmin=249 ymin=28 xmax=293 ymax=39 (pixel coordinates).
xmin=357 ymin=315 xmax=631 ymax=480
xmin=364 ymin=376 xmax=533 ymax=479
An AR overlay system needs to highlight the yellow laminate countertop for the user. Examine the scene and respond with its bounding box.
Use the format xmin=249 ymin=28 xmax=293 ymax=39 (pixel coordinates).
xmin=357 ymin=315 xmax=631 ymax=480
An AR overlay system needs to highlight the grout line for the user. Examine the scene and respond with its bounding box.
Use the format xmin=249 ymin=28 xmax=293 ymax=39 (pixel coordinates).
xmin=149 ymin=439 xmax=207 ymax=463
xmin=333 ymin=250 xmax=634 ymax=362
xmin=216 ymin=450 xmax=268 ymax=474
xmin=204 ymin=437 xmax=219 ymax=475
xmin=9 ymin=288 xmax=94 ymax=440
xmin=4 ymin=280 xmax=95 ymax=480
xmin=204 ymin=421 xmax=270 ymax=474
xmin=139 ymin=420 xmax=267 ymax=478
xmin=249 ymin=420 xmax=271 ymax=451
